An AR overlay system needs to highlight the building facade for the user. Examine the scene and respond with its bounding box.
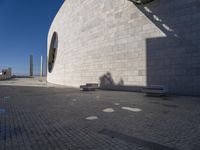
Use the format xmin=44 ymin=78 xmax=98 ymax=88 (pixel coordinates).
xmin=47 ymin=0 xmax=200 ymax=96
xmin=0 ymin=68 xmax=12 ymax=80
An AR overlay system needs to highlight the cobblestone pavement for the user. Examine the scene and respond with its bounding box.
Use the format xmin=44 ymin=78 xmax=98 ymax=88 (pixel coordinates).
xmin=0 ymin=81 xmax=200 ymax=149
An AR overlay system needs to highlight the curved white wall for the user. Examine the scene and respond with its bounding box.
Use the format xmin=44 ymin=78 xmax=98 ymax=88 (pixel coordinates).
xmin=47 ymin=0 xmax=200 ymax=96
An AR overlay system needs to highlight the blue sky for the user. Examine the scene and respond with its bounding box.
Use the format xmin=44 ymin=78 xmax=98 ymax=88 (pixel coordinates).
xmin=0 ymin=0 xmax=64 ymax=75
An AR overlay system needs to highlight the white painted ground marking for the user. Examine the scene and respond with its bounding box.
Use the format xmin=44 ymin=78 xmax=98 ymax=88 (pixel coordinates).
xmin=103 ymin=108 xmax=115 ymax=113
xmin=86 ymin=116 xmax=98 ymax=120
xmin=72 ymin=99 xmax=77 ymax=101
xmin=114 ymin=103 xmax=120 ymax=106
xmin=121 ymin=107 xmax=142 ymax=112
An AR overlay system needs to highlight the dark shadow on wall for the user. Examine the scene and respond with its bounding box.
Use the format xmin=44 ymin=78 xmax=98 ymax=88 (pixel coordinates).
xmin=99 ymin=72 xmax=144 ymax=92
xmin=99 ymin=1 xmax=200 ymax=96
xmin=132 ymin=0 xmax=200 ymax=96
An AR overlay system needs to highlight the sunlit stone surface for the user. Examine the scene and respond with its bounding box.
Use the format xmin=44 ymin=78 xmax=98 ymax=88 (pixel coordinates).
xmin=103 ymin=108 xmax=115 ymax=113
xmin=72 ymin=98 xmax=77 ymax=101
xmin=114 ymin=103 xmax=120 ymax=106
xmin=86 ymin=116 xmax=98 ymax=120
xmin=121 ymin=107 xmax=142 ymax=112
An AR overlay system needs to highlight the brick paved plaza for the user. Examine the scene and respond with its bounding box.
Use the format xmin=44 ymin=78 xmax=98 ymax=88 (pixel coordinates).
xmin=0 ymin=78 xmax=199 ymax=150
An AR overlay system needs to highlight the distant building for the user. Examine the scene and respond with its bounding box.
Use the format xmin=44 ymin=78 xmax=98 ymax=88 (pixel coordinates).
xmin=47 ymin=0 xmax=200 ymax=96
xmin=0 ymin=68 xmax=12 ymax=80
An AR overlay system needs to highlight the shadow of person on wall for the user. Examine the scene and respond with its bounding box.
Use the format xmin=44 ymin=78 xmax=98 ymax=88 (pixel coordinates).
xmin=99 ymin=72 xmax=143 ymax=92
xmin=99 ymin=72 xmax=115 ymax=87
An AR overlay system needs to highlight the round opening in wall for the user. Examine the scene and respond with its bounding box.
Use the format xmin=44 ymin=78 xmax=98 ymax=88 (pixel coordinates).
xmin=48 ymin=32 xmax=58 ymax=73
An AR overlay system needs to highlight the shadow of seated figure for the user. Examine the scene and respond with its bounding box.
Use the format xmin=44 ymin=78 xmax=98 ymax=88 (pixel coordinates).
xmin=99 ymin=72 xmax=144 ymax=92
xmin=99 ymin=72 xmax=115 ymax=88
xmin=118 ymin=78 xmax=124 ymax=86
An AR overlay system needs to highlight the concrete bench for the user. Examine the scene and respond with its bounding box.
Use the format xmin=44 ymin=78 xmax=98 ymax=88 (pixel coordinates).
xmin=80 ymin=83 xmax=99 ymax=91
xmin=141 ymin=85 xmax=168 ymax=96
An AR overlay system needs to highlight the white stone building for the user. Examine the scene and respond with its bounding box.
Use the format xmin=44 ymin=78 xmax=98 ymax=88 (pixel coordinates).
xmin=47 ymin=0 xmax=200 ymax=96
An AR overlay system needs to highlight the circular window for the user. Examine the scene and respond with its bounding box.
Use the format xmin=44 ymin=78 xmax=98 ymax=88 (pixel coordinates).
xmin=48 ymin=32 xmax=58 ymax=73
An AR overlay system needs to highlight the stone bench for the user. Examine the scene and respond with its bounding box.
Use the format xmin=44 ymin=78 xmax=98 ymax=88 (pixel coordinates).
xmin=80 ymin=83 xmax=99 ymax=91
xmin=141 ymin=85 xmax=168 ymax=96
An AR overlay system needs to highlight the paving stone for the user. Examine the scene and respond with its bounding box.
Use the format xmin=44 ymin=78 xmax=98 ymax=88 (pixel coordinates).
xmin=0 ymin=83 xmax=199 ymax=149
